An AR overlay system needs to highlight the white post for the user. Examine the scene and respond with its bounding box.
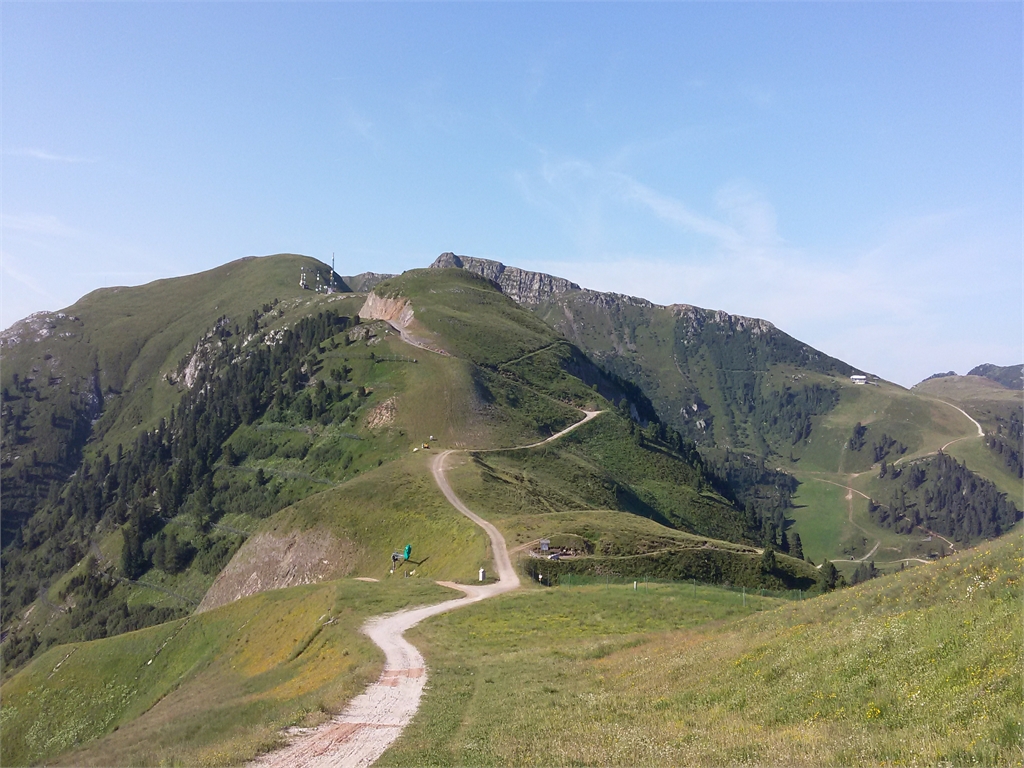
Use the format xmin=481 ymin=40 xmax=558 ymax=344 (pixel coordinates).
xmin=633 ymin=581 xmax=637 ymax=591
xmin=479 ymin=568 xmax=485 ymax=582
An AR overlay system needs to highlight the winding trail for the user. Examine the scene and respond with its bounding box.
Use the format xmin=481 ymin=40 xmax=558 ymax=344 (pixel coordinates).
xmin=810 ymin=478 xmax=957 ymax=561
xmin=811 ymin=478 xmax=881 ymax=561
xmin=895 ymin=398 xmax=985 ymax=464
xmin=252 ymin=411 xmax=602 ymax=768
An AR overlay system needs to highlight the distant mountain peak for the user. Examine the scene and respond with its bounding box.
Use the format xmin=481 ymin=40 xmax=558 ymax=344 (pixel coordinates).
xmin=922 ymin=371 xmax=958 ymax=383
xmin=430 ymin=252 xmax=580 ymax=304
xmin=967 ymin=363 xmax=1024 ymax=390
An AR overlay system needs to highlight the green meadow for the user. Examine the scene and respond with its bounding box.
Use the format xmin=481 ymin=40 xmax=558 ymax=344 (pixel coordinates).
xmin=383 ymin=533 xmax=1023 ymax=767
xmin=1 ymin=579 xmax=457 ymax=767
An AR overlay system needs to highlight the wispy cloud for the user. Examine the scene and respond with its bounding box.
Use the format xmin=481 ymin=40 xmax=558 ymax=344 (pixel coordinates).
xmin=1 ymin=253 xmax=63 ymax=304
xmin=1 ymin=214 xmax=82 ymax=239
xmin=517 ymin=155 xmax=774 ymax=252
xmin=515 ymin=153 xmax=1018 ymax=386
xmin=6 ymin=148 xmax=97 ymax=163
xmin=617 ymin=176 xmax=744 ymax=247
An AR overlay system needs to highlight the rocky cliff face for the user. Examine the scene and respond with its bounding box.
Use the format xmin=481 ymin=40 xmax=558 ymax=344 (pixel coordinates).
xmin=358 ymin=291 xmax=450 ymax=356
xmin=669 ymin=304 xmax=776 ymax=340
xmin=430 ymin=252 xmax=581 ymax=305
xmin=358 ymin=292 xmax=415 ymax=329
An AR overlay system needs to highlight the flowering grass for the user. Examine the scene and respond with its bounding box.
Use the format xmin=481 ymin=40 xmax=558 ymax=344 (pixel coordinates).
xmin=381 ymin=533 xmax=1023 ymax=767
xmin=0 ymin=578 xmax=455 ymax=767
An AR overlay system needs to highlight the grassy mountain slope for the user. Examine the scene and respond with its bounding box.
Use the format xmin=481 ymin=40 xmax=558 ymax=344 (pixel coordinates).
xmin=0 ymin=258 xmax=826 ymax=765
xmin=968 ymin=362 xmax=1024 ymax=390
xmin=383 ymin=531 xmax=1022 ymax=767
xmin=785 ymin=375 xmax=1020 ymax=569
xmin=530 ymin=291 xmax=857 ymax=454
xmin=0 ymin=253 xmax=343 ymax=543
xmin=2 ymin=254 xmax=1017 ymax=766
xmin=441 ymin=413 xmax=819 ymax=590
xmin=0 ymin=579 xmax=457 ymax=767
xmin=2 ymin=259 xmax=774 ymax=684
xmin=431 ymin=256 xmax=1019 ymax=571
xmin=913 ymin=374 xmax=1023 ymax=499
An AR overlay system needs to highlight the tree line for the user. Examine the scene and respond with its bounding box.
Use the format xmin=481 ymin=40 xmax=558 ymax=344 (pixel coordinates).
xmin=1 ymin=309 xmax=357 ymax=672
xmin=867 ymin=452 xmax=1021 ymax=545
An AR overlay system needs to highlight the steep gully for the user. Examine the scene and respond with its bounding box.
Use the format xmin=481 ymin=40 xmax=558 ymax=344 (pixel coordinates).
xmin=253 ymin=407 xmax=602 ymax=768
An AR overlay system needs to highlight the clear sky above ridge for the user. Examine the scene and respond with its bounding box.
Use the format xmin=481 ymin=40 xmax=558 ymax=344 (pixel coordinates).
xmin=2 ymin=2 xmax=1020 ymax=387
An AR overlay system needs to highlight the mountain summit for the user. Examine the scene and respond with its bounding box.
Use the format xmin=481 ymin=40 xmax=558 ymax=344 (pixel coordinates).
xmin=430 ymin=252 xmax=856 ymax=451
xmin=430 ymin=252 xmax=580 ymax=305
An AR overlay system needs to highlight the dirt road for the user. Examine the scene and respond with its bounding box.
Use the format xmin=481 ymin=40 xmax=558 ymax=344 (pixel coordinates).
xmin=252 ymin=411 xmax=601 ymax=768
xmin=811 ymin=477 xmax=957 ymax=562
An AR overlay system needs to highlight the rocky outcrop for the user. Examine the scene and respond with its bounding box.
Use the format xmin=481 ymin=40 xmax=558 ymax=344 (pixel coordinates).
xmin=669 ymin=303 xmax=776 ymax=339
xmin=0 ymin=311 xmax=82 ymax=353
xmin=196 ymin=529 xmax=358 ymax=613
xmin=342 ymin=271 xmax=395 ymax=293
xmin=358 ymin=292 xmax=450 ymax=356
xmin=430 ymin=253 xmax=581 ymax=305
xmin=359 ymin=293 xmax=415 ymax=329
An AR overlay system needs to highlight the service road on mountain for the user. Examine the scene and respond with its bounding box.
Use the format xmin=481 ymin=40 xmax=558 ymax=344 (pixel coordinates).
xmin=252 ymin=411 xmax=602 ymax=768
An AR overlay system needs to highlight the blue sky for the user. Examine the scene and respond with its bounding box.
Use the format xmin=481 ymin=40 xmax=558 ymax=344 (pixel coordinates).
xmin=2 ymin=2 xmax=1020 ymax=386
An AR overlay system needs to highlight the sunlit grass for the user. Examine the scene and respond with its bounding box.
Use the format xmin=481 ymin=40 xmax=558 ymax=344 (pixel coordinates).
xmin=382 ymin=534 xmax=1023 ymax=767
xmin=1 ymin=578 xmax=456 ymax=767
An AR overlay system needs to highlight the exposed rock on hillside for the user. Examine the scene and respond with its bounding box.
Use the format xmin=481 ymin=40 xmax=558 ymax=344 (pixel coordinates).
xmin=430 ymin=252 xmax=580 ymax=305
xmin=359 ymin=292 xmax=450 ymax=356
xmin=359 ymin=293 xmax=415 ymax=329
xmin=0 ymin=311 xmax=82 ymax=351
xmin=670 ymin=304 xmax=776 ymax=339
xmin=197 ymin=529 xmax=357 ymax=613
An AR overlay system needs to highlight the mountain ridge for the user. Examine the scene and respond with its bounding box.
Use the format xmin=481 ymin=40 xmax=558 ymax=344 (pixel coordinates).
xmin=428 ymin=252 xmax=859 ymax=452
xmin=967 ymin=362 xmax=1023 ymax=390
xmin=1 ymin=251 xmax=1018 ymax=767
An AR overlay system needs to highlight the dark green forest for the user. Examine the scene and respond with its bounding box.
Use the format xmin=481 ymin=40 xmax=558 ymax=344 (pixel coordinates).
xmin=868 ymin=452 xmax=1021 ymax=546
xmin=1 ymin=309 xmax=357 ymax=672
xmin=986 ymin=410 xmax=1023 ymax=480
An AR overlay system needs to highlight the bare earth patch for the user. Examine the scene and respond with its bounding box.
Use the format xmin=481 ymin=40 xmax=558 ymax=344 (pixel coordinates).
xmin=197 ymin=529 xmax=359 ymax=613
xmin=363 ymin=397 xmax=397 ymax=430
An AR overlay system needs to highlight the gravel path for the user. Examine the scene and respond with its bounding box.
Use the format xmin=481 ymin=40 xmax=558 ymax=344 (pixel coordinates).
xmin=252 ymin=411 xmax=601 ymax=768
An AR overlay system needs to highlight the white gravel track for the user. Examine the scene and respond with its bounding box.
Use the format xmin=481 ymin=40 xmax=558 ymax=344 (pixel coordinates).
xmin=252 ymin=411 xmax=602 ymax=768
